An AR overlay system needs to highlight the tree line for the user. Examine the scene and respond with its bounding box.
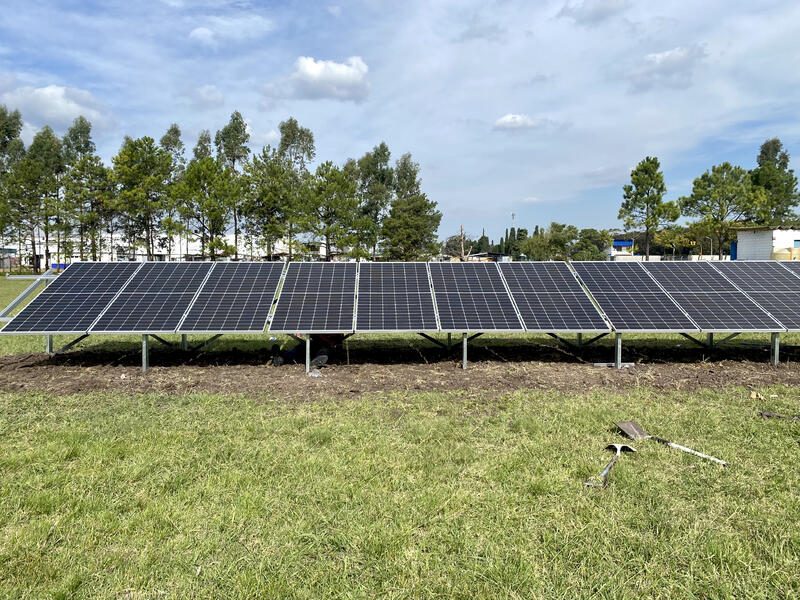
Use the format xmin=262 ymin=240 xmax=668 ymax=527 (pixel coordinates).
xmin=0 ymin=106 xmax=442 ymax=272
xmin=445 ymin=138 xmax=799 ymax=261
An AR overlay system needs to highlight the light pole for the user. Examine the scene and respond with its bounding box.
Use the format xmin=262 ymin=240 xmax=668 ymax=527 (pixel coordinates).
xmin=705 ymin=236 xmax=713 ymax=260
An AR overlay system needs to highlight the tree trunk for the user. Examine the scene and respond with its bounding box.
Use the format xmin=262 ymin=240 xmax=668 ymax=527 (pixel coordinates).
xmin=644 ymin=228 xmax=650 ymax=261
xmin=30 ymin=228 xmax=38 ymax=274
xmin=326 ymin=237 xmax=331 ymax=262
xmin=233 ymin=209 xmax=239 ymax=260
xmin=288 ymin=222 xmax=293 ymax=261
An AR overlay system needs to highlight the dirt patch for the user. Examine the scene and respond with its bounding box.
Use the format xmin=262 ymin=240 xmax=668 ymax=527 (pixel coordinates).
xmin=0 ymin=340 xmax=798 ymax=399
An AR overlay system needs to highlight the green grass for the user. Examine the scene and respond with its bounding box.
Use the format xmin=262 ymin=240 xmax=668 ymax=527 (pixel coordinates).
xmin=1 ymin=279 xmax=799 ymax=598
xmin=1 ymin=387 xmax=799 ymax=599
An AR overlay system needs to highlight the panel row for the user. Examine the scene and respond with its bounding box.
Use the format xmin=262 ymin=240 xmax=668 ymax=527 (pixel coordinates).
xmin=4 ymin=260 xmax=799 ymax=335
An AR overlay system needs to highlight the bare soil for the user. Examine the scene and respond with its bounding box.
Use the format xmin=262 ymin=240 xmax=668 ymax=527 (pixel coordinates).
xmin=1 ymin=339 xmax=799 ymax=399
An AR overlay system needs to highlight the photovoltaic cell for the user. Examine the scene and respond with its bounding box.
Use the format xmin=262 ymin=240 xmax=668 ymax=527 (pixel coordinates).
xmin=572 ymin=262 xmax=697 ymax=331
xmin=642 ymin=262 xmax=781 ymax=331
xmin=2 ymin=262 xmax=141 ymax=334
xmin=356 ymin=263 xmax=437 ymax=331
xmin=429 ymin=263 xmax=523 ymax=331
xmin=713 ymin=261 xmax=800 ymax=292
xmin=499 ymin=262 xmax=609 ymax=331
xmin=91 ymin=262 xmax=214 ymax=333
xmin=178 ymin=262 xmax=284 ymax=332
xmin=269 ymin=262 xmax=357 ymax=332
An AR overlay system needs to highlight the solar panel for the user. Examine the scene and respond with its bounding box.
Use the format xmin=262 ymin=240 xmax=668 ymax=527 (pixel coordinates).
xmin=269 ymin=262 xmax=357 ymax=332
xmin=429 ymin=263 xmax=523 ymax=331
xmin=572 ymin=262 xmax=697 ymax=332
xmin=91 ymin=262 xmax=214 ymax=333
xmin=2 ymin=262 xmax=141 ymax=334
xmin=711 ymin=262 xmax=800 ymax=330
xmin=178 ymin=262 xmax=284 ymax=333
xmin=499 ymin=262 xmax=609 ymax=331
xmin=641 ymin=262 xmax=782 ymax=331
xmin=356 ymin=263 xmax=437 ymax=331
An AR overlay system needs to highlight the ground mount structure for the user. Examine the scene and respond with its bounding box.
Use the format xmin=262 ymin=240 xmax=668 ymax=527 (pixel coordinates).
xmin=2 ymin=260 xmax=796 ymax=372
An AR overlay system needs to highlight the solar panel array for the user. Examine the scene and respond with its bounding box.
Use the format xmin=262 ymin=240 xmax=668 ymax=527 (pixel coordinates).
xmin=178 ymin=262 xmax=284 ymax=333
xmin=269 ymin=262 xmax=357 ymax=332
xmin=3 ymin=260 xmax=798 ymax=336
xmin=356 ymin=263 xmax=437 ymax=331
xmin=500 ymin=262 xmax=609 ymax=331
xmin=641 ymin=262 xmax=782 ymax=331
xmin=712 ymin=262 xmax=800 ymax=330
xmin=429 ymin=262 xmax=523 ymax=331
xmin=572 ymin=262 xmax=698 ymax=331
xmin=2 ymin=262 xmax=141 ymax=334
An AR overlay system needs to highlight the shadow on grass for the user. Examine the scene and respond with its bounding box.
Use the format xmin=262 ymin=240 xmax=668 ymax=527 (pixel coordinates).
xmin=36 ymin=334 xmax=782 ymax=369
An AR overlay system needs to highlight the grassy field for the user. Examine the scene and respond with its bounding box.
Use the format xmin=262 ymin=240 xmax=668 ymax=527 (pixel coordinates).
xmin=0 ymin=278 xmax=799 ymax=598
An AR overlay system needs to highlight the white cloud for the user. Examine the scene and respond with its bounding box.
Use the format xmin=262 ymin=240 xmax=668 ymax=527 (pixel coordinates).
xmin=0 ymin=84 xmax=111 ymax=130
xmin=628 ymin=45 xmax=707 ymax=93
xmin=189 ymin=14 xmax=273 ymax=49
xmin=263 ymin=56 xmax=370 ymax=104
xmin=189 ymin=27 xmax=217 ymax=48
xmin=327 ymin=5 xmax=341 ymax=17
xmin=521 ymin=196 xmax=547 ymax=204
xmin=187 ymin=84 xmax=224 ymax=109
xmin=493 ymin=113 xmax=545 ymax=130
xmin=558 ymin=0 xmax=631 ymax=26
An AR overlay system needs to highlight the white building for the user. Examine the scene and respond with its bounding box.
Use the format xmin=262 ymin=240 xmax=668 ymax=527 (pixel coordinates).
xmin=735 ymin=227 xmax=800 ymax=260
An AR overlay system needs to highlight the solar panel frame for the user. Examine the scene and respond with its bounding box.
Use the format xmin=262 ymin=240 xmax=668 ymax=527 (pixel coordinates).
xmin=269 ymin=262 xmax=357 ymax=333
xmin=355 ymin=262 xmax=438 ymax=332
xmin=498 ymin=262 xmax=610 ymax=333
xmin=572 ymin=261 xmax=700 ymax=333
xmin=1 ymin=261 xmax=144 ymax=335
xmin=642 ymin=261 xmax=784 ymax=332
xmin=429 ymin=262 xmax=524 ymax=332
xmin=177 ymin=262 xmax=285 ymax=334
xmin=90 ymin=262 xmax=215 ymax=334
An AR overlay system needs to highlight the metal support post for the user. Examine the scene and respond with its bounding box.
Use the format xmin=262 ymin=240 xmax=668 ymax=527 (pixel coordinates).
xmin=706 ymin=333 xmax=714 ymax=348
xmin=46 ymin=335 xmax=53 ymax=355
xmin=142 ymin=334 xmax=149 ymax=373
xmin=462 ymin=332 xmax=467 ymax=370
xmin=614 ymin=333 xmax=622 ymax=369
xmin=306 ymin=335 xmax=311 ymax=373
xmin=447 ymin=333 xmax=452 ymax=351
xmin=181 ymin=334 xmax=188 ymax=351
xmin=771 ymin=332 xmax=780 ymax=366
xmin=577 ymin=333 xmax=583 ymax=347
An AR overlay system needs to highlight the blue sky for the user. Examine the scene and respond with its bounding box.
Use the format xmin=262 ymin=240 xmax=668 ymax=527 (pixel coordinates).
xmin=1 ymin=0 xmax=799 ymax=243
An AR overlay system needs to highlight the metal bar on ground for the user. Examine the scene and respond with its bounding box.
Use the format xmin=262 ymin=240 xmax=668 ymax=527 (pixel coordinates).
xmin=53 ymin=334 xmax=88 ymax=355
xmin=418 ymin=332 xmax=446 ymax=348
xmin=150 ymin=334 xmax=174 ymax=347
xmin=142 ymin=334 xmax=149 ymax=373
xmin=771 ymin=332 xmax=780 ymax=366
xmin=191 ymin=334 xmax=223 ymax=352
xmin=46 ymin=335 xmax=53 ymax=355
xmin=615 ymin=333 xmax=622 ymax=369
xmin=306 ymin=335 xmax=311 ymax=373
xmin=678 ymin=333 xmax=707 ymax=348
xmin=181 ymin=334 xmax=188 ymax=351
xmin=462 ymin=332 xmax=467 ymax=370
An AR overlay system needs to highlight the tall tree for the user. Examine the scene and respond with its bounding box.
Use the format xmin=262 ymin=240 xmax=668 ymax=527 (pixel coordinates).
xmin=679 ymin=162 xmax=755 ymax=260
xmin=64 ymin=154 xmax=111 ymax=260
xmin=176 ymin=156 xmax=234 ymax=260
xmin=214 ymin=112 xmax=250 ymax=259
xmin=749 ymin=138 xmax=799 ymax=225
xmin=277 ymin=117 xmax=315 ymax=260
xmin=112 ymin=136 xmax=172 ymax=259
xmin=519 ymin=222 xmax=579 ymax=260
xmin=160 ymin=123 xmax=187 ymax=259
xmin=0 ymin=105 xmax=24 ymax=176
xmin=243 ymin=146 xmax=292 ymax=259
xmin=62 ymin=117 xmax=97 ymax=260
xmin=193 ymin=130 xmax=214 ymax=161
xmin=356 ymin=142 xmax=394 ymax=260
xmin=618 ymin=156 xmax=678 ymax=260
xmin=307 ymin=161 xmax=358 ymax=260
xmin=382 ymin=154 xmax=441 ymax=260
